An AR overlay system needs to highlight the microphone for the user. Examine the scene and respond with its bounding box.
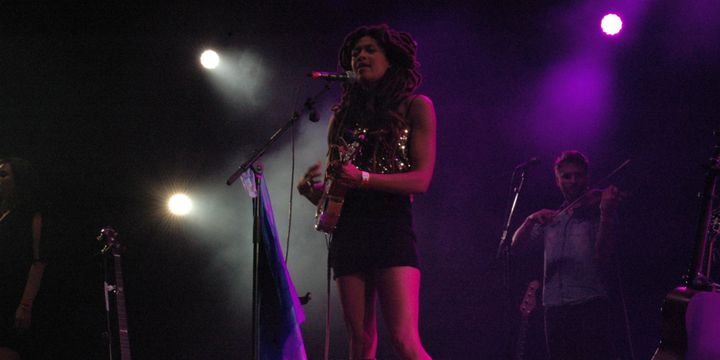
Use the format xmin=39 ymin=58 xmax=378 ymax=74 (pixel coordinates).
xmin=515 ymin=157 xmax=541 ymax=170
xmin=308 ymin=70 xmax=356 ymax=82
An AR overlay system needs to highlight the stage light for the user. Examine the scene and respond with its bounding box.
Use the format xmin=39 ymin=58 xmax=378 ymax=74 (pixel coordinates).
xmin=201 ymin=49 xmax=268 ymax=111
xmin=601 ymin=14 xmax=623 ymax=36
xmin=200 ymin=50 xmax=220 ymax=69
xmin=168 ymin=193 xmax=193 ymax=216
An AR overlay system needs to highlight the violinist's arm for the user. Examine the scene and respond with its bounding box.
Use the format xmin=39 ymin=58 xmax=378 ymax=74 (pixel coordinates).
xmin=512 ymin=209 xmax=555 ymax=252
xmin=596 ymin=186 xmax=621 ymax=258
xmin=512 ymin=218 xmax=537 ymax=253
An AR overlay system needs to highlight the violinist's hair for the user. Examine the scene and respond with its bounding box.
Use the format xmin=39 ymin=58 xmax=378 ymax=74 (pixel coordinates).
xmin=554 ymin=150 xmax=589 ymax=173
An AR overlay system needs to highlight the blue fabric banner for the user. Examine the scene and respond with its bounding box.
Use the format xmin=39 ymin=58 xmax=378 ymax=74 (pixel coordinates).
xmin=257 ymin=174 xmax=307 ymax=360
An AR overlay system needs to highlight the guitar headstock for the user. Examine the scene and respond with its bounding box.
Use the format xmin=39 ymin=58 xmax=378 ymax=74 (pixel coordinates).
xmin=519 ymin=280 xmax=541 ymax=317
xmin=98 ymin=226 xmax=121 ymax=255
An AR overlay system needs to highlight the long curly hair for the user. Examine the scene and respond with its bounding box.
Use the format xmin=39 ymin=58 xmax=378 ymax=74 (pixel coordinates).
xmin=330 ymin=24 xmax=422 ymax=147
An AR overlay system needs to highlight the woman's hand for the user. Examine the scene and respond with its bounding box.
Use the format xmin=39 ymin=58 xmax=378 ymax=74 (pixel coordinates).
xmin=297 ymin=161 xmax=324 ymax=205
xmin=334 ymin=162 xmax=364 ymax=188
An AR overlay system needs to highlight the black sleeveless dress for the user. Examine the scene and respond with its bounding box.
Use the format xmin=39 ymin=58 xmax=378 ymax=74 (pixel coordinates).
xmin=329 ymin=96 xmax=420 ymax=278
xmin=0 ymin=209 xmax=35 ymax=353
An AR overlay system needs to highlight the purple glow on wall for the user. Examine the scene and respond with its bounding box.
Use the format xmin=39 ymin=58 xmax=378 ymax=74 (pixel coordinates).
xmin=528 ymin=54 xmax=611 ymax=148
xmin=664 ymin=1 xmax=720 ymax=61
xmin=601 ymin=13 xmax=623 ymax=36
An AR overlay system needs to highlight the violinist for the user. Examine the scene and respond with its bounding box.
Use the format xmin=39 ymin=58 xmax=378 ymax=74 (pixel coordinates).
xmin=511 ymin=150 xmax=622 ymax=360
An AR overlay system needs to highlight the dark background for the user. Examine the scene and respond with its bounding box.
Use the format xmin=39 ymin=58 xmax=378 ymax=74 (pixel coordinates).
xmin=2 ymin=1 xmax=719 ymax=359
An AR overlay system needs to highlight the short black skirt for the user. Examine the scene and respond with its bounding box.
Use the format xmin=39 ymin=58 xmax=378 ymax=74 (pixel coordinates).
xmin=329 ymin=189 xmax=419 ymax=278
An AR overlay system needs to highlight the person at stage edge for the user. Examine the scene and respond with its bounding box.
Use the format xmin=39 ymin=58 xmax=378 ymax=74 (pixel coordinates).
xmin=0 ymin=158 xmax=47 ymax=360
xmin=512 ymin=151 xmax=622 ymax=360
xmin=298 ymin=24 xmax=435 ymax=360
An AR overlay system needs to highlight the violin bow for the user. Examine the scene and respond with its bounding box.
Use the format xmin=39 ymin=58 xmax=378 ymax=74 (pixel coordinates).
xmin=555 ymin=159 xmax=632 ymax=217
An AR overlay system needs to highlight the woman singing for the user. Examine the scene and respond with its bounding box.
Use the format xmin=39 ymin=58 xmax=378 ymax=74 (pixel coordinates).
xmin=298 ymin=24 xmax=435 ymax=360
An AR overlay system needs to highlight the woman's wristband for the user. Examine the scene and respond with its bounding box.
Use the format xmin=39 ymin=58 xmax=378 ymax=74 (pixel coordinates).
xmin=360 ymin=171 xmax=370 ymax=188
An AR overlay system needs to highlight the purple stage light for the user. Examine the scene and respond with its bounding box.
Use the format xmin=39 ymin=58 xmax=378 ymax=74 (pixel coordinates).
xmin=601 ymin=13 xmax=623 ymax=36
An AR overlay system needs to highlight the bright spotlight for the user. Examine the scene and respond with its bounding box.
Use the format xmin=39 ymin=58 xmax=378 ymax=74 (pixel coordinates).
xmin=601 ymin=14 xmax=622 ymax=36
xmin=200 ymin=50 xmax=220 ymax=69
xmin=168 ymin=193 xmax=193 ymax=216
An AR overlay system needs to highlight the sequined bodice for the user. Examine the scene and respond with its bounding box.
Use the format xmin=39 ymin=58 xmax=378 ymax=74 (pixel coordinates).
xmin=342 ymin=123 xmax=411 ymax=174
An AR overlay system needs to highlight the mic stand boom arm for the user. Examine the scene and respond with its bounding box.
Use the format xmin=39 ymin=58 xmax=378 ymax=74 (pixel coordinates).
xmin=226 ymin=82 xmax=333 ymax=186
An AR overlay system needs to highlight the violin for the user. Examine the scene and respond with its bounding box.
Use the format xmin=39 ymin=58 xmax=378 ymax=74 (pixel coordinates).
xmin=556 ymin=185 xmax=626 ymax=218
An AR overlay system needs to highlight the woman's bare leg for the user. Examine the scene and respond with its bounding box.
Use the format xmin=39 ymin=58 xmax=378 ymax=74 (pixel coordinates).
xmin=336 ymin=273 xmax=378 ymax=359
xmin=376 ymin=266 xmax=431 ymax=360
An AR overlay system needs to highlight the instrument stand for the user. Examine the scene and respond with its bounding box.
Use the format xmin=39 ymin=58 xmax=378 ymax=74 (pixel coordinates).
xmin=102 ymin=252 xmax=116 ymax=360
xmin=652 ymin=131 xmax=720 ymax=359
xmin=226 ymin=82 xmax=336 ymax=360
xmin=99 ymin=226 xmax=130 ymax=360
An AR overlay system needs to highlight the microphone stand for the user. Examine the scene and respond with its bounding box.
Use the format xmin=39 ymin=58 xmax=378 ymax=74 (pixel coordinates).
xmin=226 ymin=82 xmax=335 ymax=360
xmin=496 ymin=167 xmax=528 ymax=258
xmin=495 ymin=163 xmax=531 ymax=358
